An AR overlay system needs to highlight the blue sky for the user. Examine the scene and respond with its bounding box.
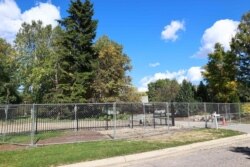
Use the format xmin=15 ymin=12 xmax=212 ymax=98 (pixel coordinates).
xmin=0 ymin=0 xmax=249 ymax=91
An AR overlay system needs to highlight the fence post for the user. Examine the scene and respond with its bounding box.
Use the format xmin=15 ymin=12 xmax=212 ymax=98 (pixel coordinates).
xmin=204 ymin=103 xmax=208 ymax=128
xmin=217 ymin=103 xmax=220 ymax=114
xmin=106 ymin=110 xmax=109 ymax=130
xmin=74 ymin=105 xmax=78 ymax=131
xmin=143 ymin=103 xmax=146 ymax=136
xmin=113 ymin=102 xmax=116 ymax=139
xmin=187 ymin=103 xmax=190 ymax=128
xmin=131 ymin=104 xmax=133 ymax=129
xmin=35 ymin=105 xmax=38 ymax=134
xmin=225 ymin=103 xmax=228 ymax=122
xmin=238 ymin=103 xmax=241 ymax=124
xmin=229 ymin=104 xmax=231 ymax=122
xmin=214 ymin=114 xmax=219 ymax=129
xmin=166 ymin=102 xmax=169 ymax=131
xmin=204 ymin=102 xmax=207 ymax=113
xmin=171 ymin=101 xmax=175 ymax=126
xmin=30 ymin=104 xmax=35 ymax=146
xmin=3 ymin=104 xmax=9 ymax=142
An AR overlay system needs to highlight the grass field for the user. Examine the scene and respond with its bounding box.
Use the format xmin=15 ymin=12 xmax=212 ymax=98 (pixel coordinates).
xmin=0 ymin=128 xmax=243 ymax=167
xmin=1 ymin=131 xmax=64 ymax=144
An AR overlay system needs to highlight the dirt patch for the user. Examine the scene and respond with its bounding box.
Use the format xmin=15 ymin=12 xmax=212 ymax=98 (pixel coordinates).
xmin=98 ymin=126 xmax=184 ymax=139
xmin=131 ymin=128 xmax=191 ymax=141
xmin=0 ymin=144 xmax=27 ymax=151
xmin=140 ymin=128 xmax=218 ymax=143
xmin=0 ymin=126 xmax=187 ymax=150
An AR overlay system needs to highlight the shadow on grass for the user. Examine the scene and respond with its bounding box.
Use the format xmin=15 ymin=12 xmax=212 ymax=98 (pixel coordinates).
xmin=230 ymin=147 xmax=250 ymax=159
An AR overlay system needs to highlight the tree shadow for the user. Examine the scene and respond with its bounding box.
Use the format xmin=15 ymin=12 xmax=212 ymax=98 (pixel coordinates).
xmin=230 ymin=147 xmax=250 ymax=159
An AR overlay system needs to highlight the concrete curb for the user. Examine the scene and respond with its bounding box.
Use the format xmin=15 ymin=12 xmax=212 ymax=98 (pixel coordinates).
xmin=58 ymin=134 xmax=250 ymax=167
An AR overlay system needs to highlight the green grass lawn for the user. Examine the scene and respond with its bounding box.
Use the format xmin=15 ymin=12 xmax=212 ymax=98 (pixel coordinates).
xmin=0 ymin=129 xmax=243 ymax=167
xmin=1 ymin=131 xmax=64 ymax=144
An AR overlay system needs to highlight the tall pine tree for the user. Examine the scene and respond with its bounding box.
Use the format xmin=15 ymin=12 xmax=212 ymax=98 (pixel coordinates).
xmin=195 ymin=81 xmax=210 ymax=102
xmin=175 ymin=80 xmax=195 ymax=102
xmin=58 ymin=0 xmax=98 ymax=102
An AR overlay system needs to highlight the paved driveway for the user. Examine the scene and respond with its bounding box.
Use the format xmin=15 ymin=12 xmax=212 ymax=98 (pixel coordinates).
xmin=113 ymin=136 xmax=250 ymax=167
xmin=110 ymin=123 xmax=250 ymax=167
xmin=59 ymin=123 xmax=250 ymax=167
xmin=221 ymin=124 xmax=250 ymax=134
xmin=175 ymin=120 xmax=250 ymax=134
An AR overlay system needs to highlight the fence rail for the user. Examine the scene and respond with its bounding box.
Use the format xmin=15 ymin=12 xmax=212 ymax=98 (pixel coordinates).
xmin=0 ymin=102 xmax=246 ymax=145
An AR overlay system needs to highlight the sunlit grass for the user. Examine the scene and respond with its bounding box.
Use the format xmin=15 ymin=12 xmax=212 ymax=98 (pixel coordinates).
xmin=0 ymin=128 xmax=243 ymax=167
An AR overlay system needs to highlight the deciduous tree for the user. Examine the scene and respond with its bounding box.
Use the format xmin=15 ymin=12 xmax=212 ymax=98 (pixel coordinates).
xmin=231 ymin=11 xmax=250 ymax=102
xmin=147 ymin=79 xmax=180 ymax=102
xmin=15 ymin=21 xmax=58 ymax=103
xmin=0 ymin=38 xmax=20 ymax=103
xmin=203 ymin=43 xmax=238 ymax=102
xmin=93 ymin=36 xmax=139 ymax=102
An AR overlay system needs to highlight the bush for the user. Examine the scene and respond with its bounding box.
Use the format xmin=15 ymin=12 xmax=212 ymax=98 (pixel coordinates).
xmin=242 ymin=103 xmax=250 ymax=113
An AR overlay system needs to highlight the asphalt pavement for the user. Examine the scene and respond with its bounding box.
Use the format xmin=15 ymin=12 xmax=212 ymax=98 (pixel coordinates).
xmin=59 ymin=124 xmax=250 ymax=167
xmin=113 ymin=135 xmax=250 ymax=167
xmin=220 ymin=123 xmax=250 ymax=133
xmin=59 ymin=134 xmax=250 ymax=167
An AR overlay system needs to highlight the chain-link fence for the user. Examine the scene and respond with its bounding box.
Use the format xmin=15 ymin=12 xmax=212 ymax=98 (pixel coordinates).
xmin=0 ymin=102 xmax=246 ymax=146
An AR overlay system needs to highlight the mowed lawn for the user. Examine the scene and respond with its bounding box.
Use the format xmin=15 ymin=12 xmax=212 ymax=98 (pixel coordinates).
xmin=0 ymin=129 xmax=243 ymax=167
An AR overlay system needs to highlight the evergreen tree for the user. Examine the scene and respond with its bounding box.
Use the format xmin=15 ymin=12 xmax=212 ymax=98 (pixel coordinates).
xmin=231 ymin=11 xmax=250 ymax=102
xmin=58 ymin=0 xmax=98 ymax=102
xmin=175 ymin=80 xmax=195 ymax=102
xmin=195 ymin=81 xmax=210 ymax=102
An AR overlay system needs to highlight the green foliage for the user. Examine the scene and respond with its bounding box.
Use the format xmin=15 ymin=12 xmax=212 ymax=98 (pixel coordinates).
xmin=0 ymin=38 xmax=20 ymax=103
xmin=2 ymin=131 xmax=63 ymax=144
xmin=93 ymin=36 xmax=139 ymax=102
xmin=40 ymin=26 xmax=65 ymax=103
xmin=241 ymin=103 xmax=250 ymax=113
xmin=148 ymin=79 xmax=180 ymax=102
xmin=14 ymin=21 xmax=58 ymax=103
xmin=231 ymin=11 xmax=250 ymax=102
xmin=116 ymin=113 xmax=130 ymax=120
xmin=58 ymin=0 xmax=98 ymax=103
xmin=203 ymin=43 xmax=239 ymax=102
xmin=241 ymin=103 xmax=250 ymax=123
xmin=175 ymin=80 xmax=195 ymax=102
xmin=6 ymin=3 xmax=250 ymax=104
xmin=195 ymin=81 xmax=210 ymax=102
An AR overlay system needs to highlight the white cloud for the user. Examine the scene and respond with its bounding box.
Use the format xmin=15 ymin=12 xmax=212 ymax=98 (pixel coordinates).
xmin=187 ymin=66 xmax=204 ymax=82
xmin=0 ymin=0 xmax=61 ymax=43
xmin=149 ymin=62 xmax=160 ymax=67
xmin=21 ymin=3 xmax=60 ymax=27
xmin=138 ymin=66 xmax=203 ymax=92
xmin=194 ymin=19 xmax=239 ymax=58
xmin=161 ymin=20 xmax=185 ymax=42
xmin=0 ymin=0 xmax=21 ymax=42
